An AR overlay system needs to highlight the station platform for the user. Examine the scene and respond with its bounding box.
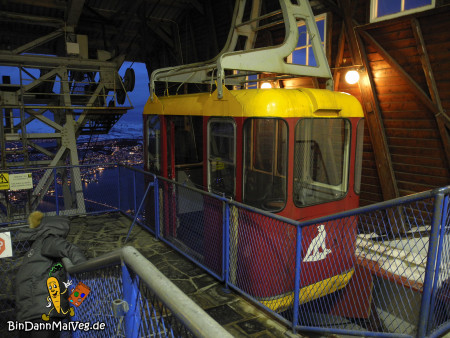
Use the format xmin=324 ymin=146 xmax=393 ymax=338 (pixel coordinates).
xmin=67 ymin=212 xmax=308 ymax=338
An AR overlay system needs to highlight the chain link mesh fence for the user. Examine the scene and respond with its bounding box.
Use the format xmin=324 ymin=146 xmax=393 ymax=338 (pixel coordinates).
xmin=1 ymin=164 xmax=449 ymax=337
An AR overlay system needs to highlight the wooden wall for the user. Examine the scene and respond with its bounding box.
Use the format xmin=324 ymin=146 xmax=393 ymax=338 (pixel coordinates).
xmin=329 ymin=2 xmax=450 ymax=205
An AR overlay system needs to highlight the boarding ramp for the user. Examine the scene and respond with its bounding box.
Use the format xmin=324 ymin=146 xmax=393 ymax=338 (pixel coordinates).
xmin=0 ymin=164 xmax=449 ymax=337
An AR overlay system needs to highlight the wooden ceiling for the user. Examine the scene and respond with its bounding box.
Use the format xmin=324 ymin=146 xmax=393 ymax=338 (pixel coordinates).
xmin=1 ymin=0 xmax=449 ymax=205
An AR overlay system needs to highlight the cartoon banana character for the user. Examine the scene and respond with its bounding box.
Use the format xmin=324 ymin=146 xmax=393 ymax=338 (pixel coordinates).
xmin=42 ymin=277 xmax=75 ymax=321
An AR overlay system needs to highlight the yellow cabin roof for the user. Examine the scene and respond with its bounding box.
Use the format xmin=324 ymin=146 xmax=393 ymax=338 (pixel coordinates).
xmin=143 ymin=86 xmax=364 ymax=118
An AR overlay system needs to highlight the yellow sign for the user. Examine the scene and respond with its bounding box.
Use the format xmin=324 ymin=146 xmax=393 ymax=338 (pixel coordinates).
xmin=0 ymin=173 xmax=9 ymax=190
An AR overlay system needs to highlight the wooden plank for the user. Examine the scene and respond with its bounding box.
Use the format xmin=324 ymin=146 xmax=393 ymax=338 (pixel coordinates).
xmin=333 ymin=24 xmax=346 ymax=91
xmin=390 ymin=145 xmax=445 ymax=158
xmin=359 ymin=19 xmax=412 ymax=35
xmin=379 ymin=101 xmax=428 ymax=112
xmin=369 ymin=27 xmax=414 ymax=42
xmin=377 ymin=92 xmax=424 ymax=103
xmin=370 ymin=62 xmax=425 ymax=77
xmin=374 ymin=83 xmax=419 ymax=94
xmin=398 ymin=180 xmax=445 ymax=193
xmin=388 ymin=137 xmax=442 ymax=148
xmin=393 ymin=163 xmax=450 ymax=178
xmin=396 ymin=172 xmax=449 ymax=186
xmin=340 ymin=0 xmax=398 ymax=201
xmin=360 ymin=193 xmax=383 ymax=205
xmin=383 ymin=119 xmax=436 ymax=129
xmin=373 ymin=76 xmax=408 ymax=88
xmin=370 ymin=37 xmax=417 ymax=51
xmin=411 ymin=18 xmax=450 ymax=169
xmin=386 ymin=129 xmax=439 ymax=139
xmin=382 ymin=111 xmax=433 ymax=120
xmin=391 ymin=154 xmax=446 ymax=168
xmin=361 ymin=178 xmax=383 ymax=190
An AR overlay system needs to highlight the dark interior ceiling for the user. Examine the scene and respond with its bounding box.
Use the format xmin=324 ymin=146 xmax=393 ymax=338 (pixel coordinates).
xmin=0 ymin=0 xmax=339 ymax=69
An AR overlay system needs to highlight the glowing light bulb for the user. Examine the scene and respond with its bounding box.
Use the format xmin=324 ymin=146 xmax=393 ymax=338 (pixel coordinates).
xmin=261 ymin=82 xmax=272 ymax=89
xmin=345 ymin=70 xmax=360 ymax=84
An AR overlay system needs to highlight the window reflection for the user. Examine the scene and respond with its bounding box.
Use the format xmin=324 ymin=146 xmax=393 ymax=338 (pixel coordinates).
xmin=243 ymin=119 xmax=287 ymax=211
xmin=293 ymin=119 xmax=350 ymax=207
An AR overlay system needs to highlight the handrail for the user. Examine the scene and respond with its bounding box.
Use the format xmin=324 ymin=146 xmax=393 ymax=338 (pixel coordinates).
xmin=62 ymin=246 xmax=233 ymax=338
xmin=119 ymin=163 xmax=450 ymax=230
xmin=0 ymin=162 xmax=118 ymax=173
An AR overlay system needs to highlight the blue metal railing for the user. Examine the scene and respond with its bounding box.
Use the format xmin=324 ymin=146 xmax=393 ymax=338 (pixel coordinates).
xmin=62 ymin=246 xmax=232 ymax=338
xmin=123 ymin=167 xmax=450 ymax=337
xmin=1 ymin=163 xmax=449 ymax=337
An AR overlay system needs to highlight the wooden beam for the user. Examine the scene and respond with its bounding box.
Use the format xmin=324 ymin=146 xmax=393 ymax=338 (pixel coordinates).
xmin=205 ymin=1 xmax=219 ymax=58
xmin=358 ymin=29 xmax=438 ymax=115
xmin=12 ymin=28 xmax=64 ymax=55
xmin=146 ymin=21 xmax=174 ymax=49
xmin=5 ymin=0 xmax=66 ymax=10
xmin=0 ymin=11 xmax=64 ymax=27
xmin=184 ymin=0 xmax=204 ymax=15
xmin=66 ymin=0 xmax=86 ymax=27
xmin=318 ymin=0 xmax=343 ymax=17
xmin=411 ymin=18 xmax=450 ymax=168
xmin=340 ymin=0 xmax=399 ymax=201
xmin=188 ymin=13 xmax=199 ymax=63
xmin=333 ymin=24 xmax=346 ymax=91
xmin=109 ymin=0 xmax=145 ymax=54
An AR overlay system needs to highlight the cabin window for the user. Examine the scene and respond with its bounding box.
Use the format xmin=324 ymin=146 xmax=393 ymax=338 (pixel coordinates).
xmin=166 ymin=116 xmax=203 ymax=187
xmin=207 ymin=119 xmax=236 ymax=197
xmin=370 ymin=0 xmax=434 ymax=22
xmin=354 ymin=119 xmax=364 ymax=195
xmin=243 ymin=118 xmax=288 ymax=211
xmin=293 ymin=119 xmax=350 ymax=207
xmin=147 ymin=115 xmax=160 ymax=174
xmin=287 ymin=14 xmax=326 ymax=67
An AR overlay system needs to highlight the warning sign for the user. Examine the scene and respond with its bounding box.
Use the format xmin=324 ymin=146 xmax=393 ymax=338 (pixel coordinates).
xmin=9 ymin=173 xmax=33 ymax=191
xmin=0 ymin=173 xmax=9 ymax=190
xmin=0 ymin=232 xmax=13 ymax=258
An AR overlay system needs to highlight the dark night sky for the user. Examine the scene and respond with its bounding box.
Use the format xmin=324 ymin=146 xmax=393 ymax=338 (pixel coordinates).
xmin=106 ymin=62 xmax=148 ymax=140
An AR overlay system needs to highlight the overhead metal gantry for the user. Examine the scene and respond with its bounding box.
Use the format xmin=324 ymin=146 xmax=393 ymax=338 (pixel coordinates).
xmin=150 ymin=0 xmax=334 ymax=100
xmin=0 ymin=27 xmax=132 ymax=221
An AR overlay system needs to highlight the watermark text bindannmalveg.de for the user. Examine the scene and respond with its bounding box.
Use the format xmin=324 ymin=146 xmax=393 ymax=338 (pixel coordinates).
xmin=8 ymin=321 xmax=106 ymax=332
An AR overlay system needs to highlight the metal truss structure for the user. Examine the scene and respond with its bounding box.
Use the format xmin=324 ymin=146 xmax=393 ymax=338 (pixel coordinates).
xmin=0 ymin=28 xmax=132 ymax=220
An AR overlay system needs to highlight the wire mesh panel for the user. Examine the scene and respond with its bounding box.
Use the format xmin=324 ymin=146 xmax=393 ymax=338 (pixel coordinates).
xmin=137 ymin=278 xmax=194 ymax=337
xmin=159 ymin=179 xmax=224 ymax=278
xmin=68 ymin=265 xmax=124 ymax=337
xmin=128 ymin=169 xmax=155 ymax=232
xmin=228 ymin=205 xmax=298 ymax=318
xmin=0 ymin=227 xmax=30 ymax=335
xmin=427 ymin=195 xmax=450 ymax=336
xmin=353 ymin=199 xmax=435 ymax=336
xmin=283 ymin=192 xmax=450 ymax=337
xmin=292 ymin=216 xmax=358 ymax=328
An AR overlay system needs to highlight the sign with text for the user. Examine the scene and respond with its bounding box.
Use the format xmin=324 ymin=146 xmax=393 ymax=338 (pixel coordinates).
xmin=0 ymin=232 xmax=13 ymax=258
xmin=0 ymin=173 xmax=9 ymax=190
xmin=9 ymin=173 xmax=33 ymax=191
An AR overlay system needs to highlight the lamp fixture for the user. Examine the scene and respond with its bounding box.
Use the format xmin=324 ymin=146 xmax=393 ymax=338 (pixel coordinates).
xmin=345 ymin=70 xmax=360 ymax=85
xmin=261 ymin=82 xmax=272 ymax=89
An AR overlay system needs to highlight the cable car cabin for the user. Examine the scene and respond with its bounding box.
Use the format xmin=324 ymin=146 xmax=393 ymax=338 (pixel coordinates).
xmin=144 ymin=86 xmax=364 ymax=219
xmin=143 ymin=86 xmax=365 ymax=311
